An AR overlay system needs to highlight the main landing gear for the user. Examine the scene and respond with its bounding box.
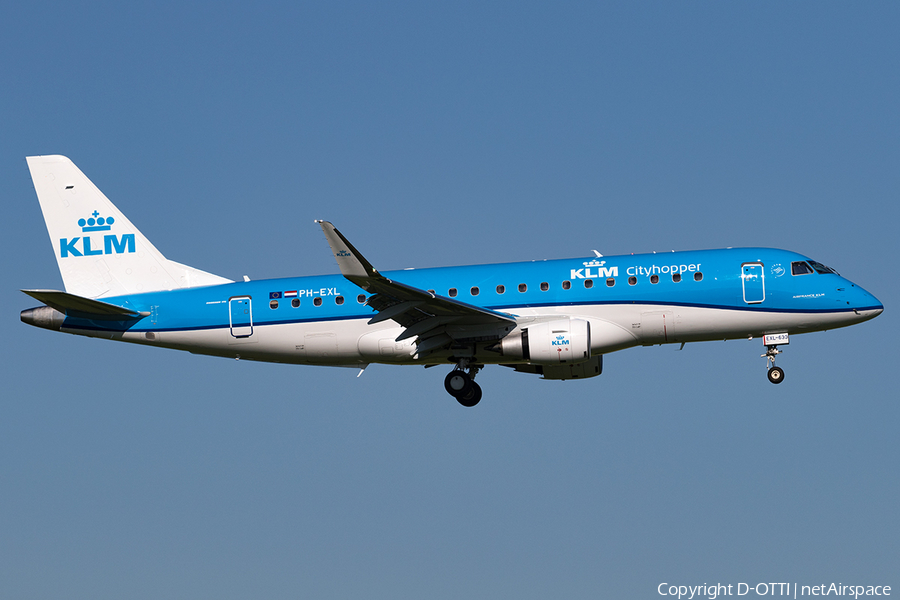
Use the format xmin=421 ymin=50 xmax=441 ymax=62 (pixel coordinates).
xmin=762 ymin=344 xmax=785 ymax=384
xmin=444 ymin=360 xmax=483 ymax=407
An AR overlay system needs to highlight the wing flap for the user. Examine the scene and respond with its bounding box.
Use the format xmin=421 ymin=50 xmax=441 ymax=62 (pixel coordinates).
xmin=368 ymin=300 xmax=425 ymax=325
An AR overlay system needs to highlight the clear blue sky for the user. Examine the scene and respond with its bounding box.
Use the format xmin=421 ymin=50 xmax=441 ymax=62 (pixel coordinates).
xmin=2 ymin=2 xmax=898 ymax=598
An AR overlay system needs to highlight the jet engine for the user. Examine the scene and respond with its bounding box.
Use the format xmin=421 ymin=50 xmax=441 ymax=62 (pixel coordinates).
xmin=499 ymin=318 xmax=591 ymax=364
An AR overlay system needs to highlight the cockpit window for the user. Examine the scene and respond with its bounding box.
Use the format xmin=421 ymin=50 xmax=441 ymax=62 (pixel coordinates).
xmin=791 ymin=261 xmax=814 ymax=275
xmin=808 ymin=260 xmax=838 ymax=275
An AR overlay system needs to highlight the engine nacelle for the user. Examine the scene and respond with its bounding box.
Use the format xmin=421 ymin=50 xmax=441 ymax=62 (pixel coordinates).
xmin=500 ymin=318 xmax=591 ymax=365
xmin=509 ymin=355 xmax=603 ymax=380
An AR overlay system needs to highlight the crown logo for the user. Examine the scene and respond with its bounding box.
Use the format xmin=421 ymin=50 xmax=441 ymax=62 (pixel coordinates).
xmin=556 ymin=334 xmax=565 ymax=340
xmin=583 ymin=259 xmax=605 ymax=268
xmin=78 ymin=210 xmax=115 ymax=232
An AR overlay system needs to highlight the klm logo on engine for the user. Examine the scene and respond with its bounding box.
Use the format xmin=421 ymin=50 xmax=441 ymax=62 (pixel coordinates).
xmin=571 ymin=259 xmax=618 ymax=280
xmin=551 ymin=334 xmax=570 ymax=346
xmin=59 ymin=211 xmax=135 ymax=258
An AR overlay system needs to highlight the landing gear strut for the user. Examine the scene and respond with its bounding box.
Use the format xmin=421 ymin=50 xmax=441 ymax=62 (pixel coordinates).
xmin=762 ymin=344 xmax=785 ymax=384
xmin=444 ymin=360 xmax=483 ymax=407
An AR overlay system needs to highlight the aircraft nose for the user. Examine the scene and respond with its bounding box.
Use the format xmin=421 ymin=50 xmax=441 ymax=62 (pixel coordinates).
xmin=850 ymin=285 xmax=883 ymax=320
xmin=864 ymin=289 xmax=883 ymax=313
xmin=863 ymin=303 xmax=884 ymax=322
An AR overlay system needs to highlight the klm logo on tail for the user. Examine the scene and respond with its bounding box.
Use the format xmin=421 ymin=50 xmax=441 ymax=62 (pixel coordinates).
xmin=59 ymin=211 xmax=135 ymax=258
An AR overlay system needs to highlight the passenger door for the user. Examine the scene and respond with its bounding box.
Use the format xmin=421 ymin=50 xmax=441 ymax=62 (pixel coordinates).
xmin=229 ymin=296 xmax=253 ymax=338
xmin=741 ymin=263 xmax=765 ymax=304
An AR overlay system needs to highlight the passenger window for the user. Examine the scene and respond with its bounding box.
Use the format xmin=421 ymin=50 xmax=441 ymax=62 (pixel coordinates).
xmin=672 ymin=273 xmax=681 ymax=283
xmin=791 ymin=261 xmax=814 ymax=276
xmin=540 ymin=282 xmax=549 ymax=291
xmin=518 ymin=283 xmax=527 ymax=293
xmin=471 ymin=286 xmax=479 ymax=296
xmin=628 ymin=276 xmax=637 ymax=286
xmin=269 ymin=299 xmax=279 ymax=309
xmin=291 ymin=298 xmax=300 ymax=308
xmin=357 ymin=294 xmax=366 ymax=304
xmin=606 ymin=278 xmax=615 ymax=287
xmin=496 ymin=285 xmax=505 ymax=294
xmin=584 ymin=279 xmax=593 ymax=289
xmin=449 ymin=288 xmax=458 ymax=297
xmin=562 ymin=280 xmax=571 ymax=290
xmin=650 ymin=275 xmax=659 ymax=284
xmin=313 ymin=297 xmax=322 ymax=306
xmin=694 ymin=272 xmax=703 ymax=281
xmin=335 ymin=296 xmax=344 ymax=305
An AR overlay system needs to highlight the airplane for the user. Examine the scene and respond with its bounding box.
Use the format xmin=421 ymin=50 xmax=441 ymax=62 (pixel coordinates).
xmin=20 ymin=155 xmax=884 ymax=406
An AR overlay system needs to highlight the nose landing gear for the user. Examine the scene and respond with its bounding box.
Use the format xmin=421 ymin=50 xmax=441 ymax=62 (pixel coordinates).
xmin=766 ymin=363 xmax=785 ymax=384
xmin=760 ymin=333 xmax=789 ymax=384
xmin=444 ymin=360 xmax=483 ymax=407
xmin=762 ymin=344 xmax=785 ymax=384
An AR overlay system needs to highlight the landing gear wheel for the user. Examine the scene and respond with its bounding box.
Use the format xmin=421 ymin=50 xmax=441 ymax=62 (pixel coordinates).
xmin=767 ymin=366 xmax=785 ymax=384
xmin=456 ymin=382 xmax=482 ymax=407
xmin=444 ymin=370 xmax=472 ymax=396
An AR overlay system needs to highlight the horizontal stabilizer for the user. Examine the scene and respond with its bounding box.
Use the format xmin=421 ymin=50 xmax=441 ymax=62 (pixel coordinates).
xmin=21 ymin=289 xmax=148 ymax=320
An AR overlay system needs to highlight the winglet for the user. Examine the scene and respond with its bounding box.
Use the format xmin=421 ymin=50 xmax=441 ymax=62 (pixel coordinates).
xmin=315 ymin=220 xmax=379 ymax=279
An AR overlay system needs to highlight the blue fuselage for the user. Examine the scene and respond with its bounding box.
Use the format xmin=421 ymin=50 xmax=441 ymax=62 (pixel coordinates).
xmin=52 ymin=247 xmax=882 ymax=367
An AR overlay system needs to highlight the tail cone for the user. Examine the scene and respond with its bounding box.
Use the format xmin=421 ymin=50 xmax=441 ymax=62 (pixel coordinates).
xmin=21 ymin=306 xmax=65 ymax=331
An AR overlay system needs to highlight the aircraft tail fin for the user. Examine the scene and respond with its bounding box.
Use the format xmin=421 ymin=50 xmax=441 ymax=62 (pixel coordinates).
xmin=26 ymin=155 xmax=231 ymax=298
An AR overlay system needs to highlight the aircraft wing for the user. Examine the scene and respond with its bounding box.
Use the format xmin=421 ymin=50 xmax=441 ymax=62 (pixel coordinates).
xmin=316 ymin=221 xmax=517 ymax=357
